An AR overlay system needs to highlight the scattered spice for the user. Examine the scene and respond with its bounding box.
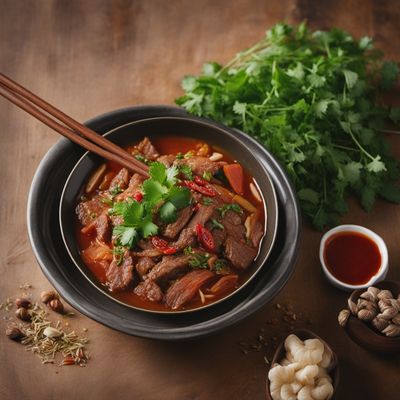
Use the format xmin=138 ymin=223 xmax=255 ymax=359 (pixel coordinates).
xmin=2 ymin=288 xmax=90 ymax=366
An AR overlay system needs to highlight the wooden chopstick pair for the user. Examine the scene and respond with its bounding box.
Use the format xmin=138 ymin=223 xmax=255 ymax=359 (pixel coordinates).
xmin=0 ymin=73 xmax=149 ymax=177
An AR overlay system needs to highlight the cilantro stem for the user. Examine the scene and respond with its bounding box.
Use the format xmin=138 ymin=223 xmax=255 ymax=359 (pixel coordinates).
xmin=346 ymin=125 xmax=375 ymax=161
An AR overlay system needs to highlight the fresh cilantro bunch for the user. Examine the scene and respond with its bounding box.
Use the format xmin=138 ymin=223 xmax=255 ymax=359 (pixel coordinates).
xmin=176 ymin=22 xmax=400 ymax=229
xmin=111 ymin=162 xmax=191 ymax=248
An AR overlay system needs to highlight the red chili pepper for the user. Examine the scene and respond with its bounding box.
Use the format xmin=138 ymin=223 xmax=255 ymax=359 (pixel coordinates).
xmin=133 ymin=192 xmax=143 ymax=202
xmin=195 ymin=223 xmax=216 ymax=252
xmin=194 ymin=175 xmax=208 ymax=186
xmin=183 ymin=180 xmax=217 ymax=197
xmin=151 ymin=236 xmax=177 ymax=255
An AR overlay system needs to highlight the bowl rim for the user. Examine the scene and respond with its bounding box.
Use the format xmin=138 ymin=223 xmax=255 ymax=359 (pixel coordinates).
xmin=26 ymin=105 xmax=301 ymax=340
xmin=58 ymin=115 xmax=279 ymax=314
xmin=319 ymin=224 xmax=389 ymax=291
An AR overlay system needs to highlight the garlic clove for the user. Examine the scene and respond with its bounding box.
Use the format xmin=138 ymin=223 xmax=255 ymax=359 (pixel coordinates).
xmin=382 ymin=324 xmax=400 ymax=337
xmin=377 ymin=289 xmax=393 ymax=301
xmin=371 ymin=316 xmax=389 ymax=332
xmin=357 ymin=308 xmax=377 ymax=321
xmin=347 ymin=298 xmax=358 ymax=315
xmin=338 ymin=309 xmax=350 ymax=327
xmin=43 ymin=327 xmax=62 ymax=338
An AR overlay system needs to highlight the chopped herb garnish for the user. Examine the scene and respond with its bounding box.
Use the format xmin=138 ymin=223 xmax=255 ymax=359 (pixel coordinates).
xmin=135 ymin=154 xmax=148 ymax=164
xmin=210 ymin=218 xmax=224 ymax=230
xmin=176 ymin=152 xmax=184 ymax=160
xmin=214 ymin=259 xmax=226 ymax=271
xmin=112 ymin=246 xmax=125 ymax=266
xmin=183 ymin=246 xmax=193 ymax=255
xmin=188 ymin=252 xmax=210 ymax=269
xmin=202 ymin=197 xmax=214 ymax=205
xmin=100 ymin=197 xmax=113 ymax=206
xmin=178 ymin=164 xmax=194 ymax=180
xmin=218 ymin=203 xmax=243 ymax=217
xmin=202 ymin=171 xmax=212 ymax=181
xmin=109 ymin=185 xmax=123 ymax=196
xmin=184 ymin=151 xmax=194 ymax=159
xmin=89 ymin=212 xmax=97 ymax=220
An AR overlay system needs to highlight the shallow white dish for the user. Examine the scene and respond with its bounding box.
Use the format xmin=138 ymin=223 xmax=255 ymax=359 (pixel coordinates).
xmin=319 ymin=224 xmax=388 ymax=291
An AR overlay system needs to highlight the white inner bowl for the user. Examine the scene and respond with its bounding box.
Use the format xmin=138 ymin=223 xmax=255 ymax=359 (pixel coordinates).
xmin=319 ymin=224 xmax=388 ymax=291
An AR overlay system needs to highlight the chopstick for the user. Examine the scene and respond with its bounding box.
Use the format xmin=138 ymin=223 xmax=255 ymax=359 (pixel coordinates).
xmin=0 ymin=73 xmax=149 ymax=177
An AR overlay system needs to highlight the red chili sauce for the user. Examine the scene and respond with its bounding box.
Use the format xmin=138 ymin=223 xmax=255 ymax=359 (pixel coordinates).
xmin=323 ymin=231 xmax=381 ymax=285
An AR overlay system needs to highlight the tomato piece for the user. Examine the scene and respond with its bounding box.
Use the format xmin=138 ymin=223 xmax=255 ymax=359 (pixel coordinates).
xmin=133 ymin=192 xmax=143 ymax=202
xmin=195 ymin=223 xmax=216 ymax=252
xmin=182 ymin=180 xmax=217 ymax=197
xmin=151 ymin=236 xmax=177 ymax=255
xmin=223 ymin=164 xmax=244 ymax=195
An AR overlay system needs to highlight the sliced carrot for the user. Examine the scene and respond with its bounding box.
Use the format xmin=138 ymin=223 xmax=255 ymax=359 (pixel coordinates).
xmin=223 ymin=163 xmax=244 ymax=195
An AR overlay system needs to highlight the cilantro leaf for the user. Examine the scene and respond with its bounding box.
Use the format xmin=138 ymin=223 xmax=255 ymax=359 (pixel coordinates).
xmin=149 ymin=162 xmax=167 ymax=184
xmin=168 ymin=186 xmax=191 ymax=208
xmin=159 ymin=201 xmax=177 ymax=223
xmin=380 ymin=61 xmax=399 ymax=90
xmin=142 ymin=179 xmax=168 ymax=206
xmin=113 ymin=226 xmax=138 ymax=248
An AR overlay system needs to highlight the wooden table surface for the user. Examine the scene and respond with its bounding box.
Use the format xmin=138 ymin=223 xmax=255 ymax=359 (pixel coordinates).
xmin=1 ymin=1 xmax=400 ymax=399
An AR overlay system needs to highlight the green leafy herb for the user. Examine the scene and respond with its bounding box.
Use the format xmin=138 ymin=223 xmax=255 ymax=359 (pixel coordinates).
xmin=143 ymin=162 xmax=191 ymax=222
xmin=135 ymin=154 xmax=148 ymax=164
xmin=188 ymin=252 xmax=210 ymax=269
xmin=218 ymin=203 xmax=243 ymax=217
xmin=202 ymin=197 xmax=214 ymax=205
xmin=178 ymin=164 xmax=194 ymax=180
xmin=213 ymin=258 xmax=227 ymax=272
xmin=176 ymin=152 xmax=184 ymax=160
xmin=202 ymin=171 xmax=212 ymax=181
xmin=176 ymin=22 xmax=400 ymax=229
xmin=109 ymin=185 xmax=123 ymax=196
xmin=183 ymin=246 xmax=193 ymax=255
xmin=110 ymin=199 xmax=158 ymax=248
xmin=210 ymin=218 xmax=224 ymax=230
xmin=112 ymin=245 xmax=126 ymax=266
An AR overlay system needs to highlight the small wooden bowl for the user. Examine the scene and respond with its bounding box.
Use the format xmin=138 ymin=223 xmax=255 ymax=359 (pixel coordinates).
xmin=266 ymin=329 xmax=340 ymax=400
xmin=343 ymin=280 xmax=400 ymax=354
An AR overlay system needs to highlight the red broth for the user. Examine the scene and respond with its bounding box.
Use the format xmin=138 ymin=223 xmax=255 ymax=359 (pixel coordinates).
xmin=75 ymin=136 xmax=265 ymax=311
xmin=323 ymin=231 xmax=381 ymax=285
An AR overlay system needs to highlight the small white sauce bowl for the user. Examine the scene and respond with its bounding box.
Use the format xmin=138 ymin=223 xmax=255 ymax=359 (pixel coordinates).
xmin=319 ymin=224 xmax=389 ymax=291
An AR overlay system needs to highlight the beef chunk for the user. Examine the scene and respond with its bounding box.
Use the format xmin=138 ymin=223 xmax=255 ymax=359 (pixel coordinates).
xmin=163 ymin=206 xmax=194 ymax=239
xmin=246 ymin=213 xmax=264 ymax=248
xmin=76 ymin=197 xmax=109 ymax=226
xmin=221 ymin=210 xmax=246 ymax=241
xmin=81 ymin=213 xmax=111 ymax=242
xmin=224 ymin=236 xmax=257 ymax=270
xmin=147 ymin=255 xmax=191 ymax=282
xmin=188 ymin=204 xmax=216 ymax=228
xmin=136 ymin=256 xmax=155 ymax=278
xmin=132 ymin=248 xmax=162 ymax=258
xmin=210 ymin=227 xmax=227 ymax=252
xmin=134 ymin=280 xmax=163 ymax=302
xmin=136 ymin=137 xmax=160 ymax=161
xmin=116 ymin=173 xmax=144 ymax=201
xmin=109 ymin=168 xmax=129 ymax=192
xmin=209 ymin=274 xmax=239 ymax=295
xmin=165 ymin=270 xmax=215 ymax=310
xmin=171 ymin=227 xmax=196 ymax=251
xmin=174 ymin=156 xmax=225 ymax=176
xmin=106 ymin=252 xmax=134 ymax=291
xmin=157 ymin=154 xmax=175 ymax=167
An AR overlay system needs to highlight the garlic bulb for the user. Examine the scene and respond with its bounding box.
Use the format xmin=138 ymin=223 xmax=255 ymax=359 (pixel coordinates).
xmin=268 ymin=335 xmax=334 ymax=400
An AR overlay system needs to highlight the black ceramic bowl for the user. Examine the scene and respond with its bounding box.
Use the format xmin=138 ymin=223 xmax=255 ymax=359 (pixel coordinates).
xmin=27 ymin=105 xmax=301 ymax=340
xmin=60 ymin=116 xmax=279 ymax=314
